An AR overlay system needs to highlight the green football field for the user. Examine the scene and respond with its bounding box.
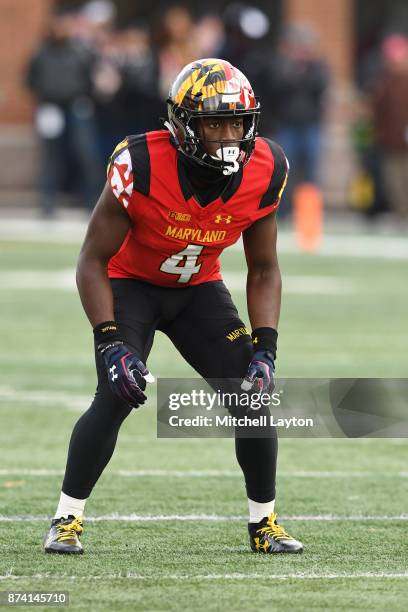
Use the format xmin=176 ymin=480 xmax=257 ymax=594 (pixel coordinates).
xmin=0 ymin=230 xmax=407 ymax=610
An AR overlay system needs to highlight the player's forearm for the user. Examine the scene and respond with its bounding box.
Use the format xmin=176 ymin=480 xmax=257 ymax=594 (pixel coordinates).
xmin=246 ymin=266 xmax=282 ymax=330
xmin=76 ymin=255 xmax=115 ymax=328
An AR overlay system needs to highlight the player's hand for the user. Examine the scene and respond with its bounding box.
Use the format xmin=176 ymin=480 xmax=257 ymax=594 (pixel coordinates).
xmin=241 ymin=350 xmax=275 ymax=394
xmin=99 ymin=341 xmax=155 ymax=408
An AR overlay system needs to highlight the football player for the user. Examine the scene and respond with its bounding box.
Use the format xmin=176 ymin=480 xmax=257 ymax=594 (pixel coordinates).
xmin=43 ymin=59 xmax=303 ymax=555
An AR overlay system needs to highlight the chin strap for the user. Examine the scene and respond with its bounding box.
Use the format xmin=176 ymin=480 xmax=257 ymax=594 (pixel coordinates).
xmin=163 ymin=120 xmax=180 ymax=146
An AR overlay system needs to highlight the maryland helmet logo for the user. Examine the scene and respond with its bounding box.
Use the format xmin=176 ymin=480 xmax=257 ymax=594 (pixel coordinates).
xmin=170 ymin=58 xmax=256 ymax=113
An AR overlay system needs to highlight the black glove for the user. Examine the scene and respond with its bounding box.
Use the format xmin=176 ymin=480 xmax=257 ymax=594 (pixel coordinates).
xmin=94 ymin=321 xmax=154 ymax=408
xmin=241 ymin=350 xmax=275 ymax=394
xmin=241 ymin=327 xmax=278 ymax=394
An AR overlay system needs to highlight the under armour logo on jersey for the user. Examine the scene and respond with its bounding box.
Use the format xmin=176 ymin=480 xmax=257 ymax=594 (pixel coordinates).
xmin=109 ymin=365 xmax=118 ymax=381
xmin=214 ymin=215 xmax=232 ymax=224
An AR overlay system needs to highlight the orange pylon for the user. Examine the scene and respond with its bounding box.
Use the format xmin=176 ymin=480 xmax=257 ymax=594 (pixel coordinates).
xmin=293 ymin=182 xmax=323 ymax=252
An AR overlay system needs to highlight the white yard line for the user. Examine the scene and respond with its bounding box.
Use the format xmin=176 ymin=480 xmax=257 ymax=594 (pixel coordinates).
xmin=0 ymin=468 xmax=407 ymax=478
xmin=0 ymin=270 xmax=76 ymax=290
xmin=0 ymin=514 xmax=407 ymax=522
xmin=1 ymin=218 xmax=407 ymax=260
xmin=0 ymin=270 xmax=357 ymax=294
xmin=0 ymin=386 xmax=89 ymax=411
xmin=1 ymin=571 xmax=408 ymax=581
xmin=274 ymin=233 xmax=408 ymax=260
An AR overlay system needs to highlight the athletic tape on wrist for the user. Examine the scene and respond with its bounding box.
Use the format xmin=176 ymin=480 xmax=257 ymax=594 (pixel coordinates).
xmin=251 ymin=327 xmax=278 ymax=358
xmin=93 ymin=320 xmax=122 ymax=346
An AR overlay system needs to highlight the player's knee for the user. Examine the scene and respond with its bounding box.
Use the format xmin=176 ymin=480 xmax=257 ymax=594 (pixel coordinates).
xmin=92 ymin=383 xmax=133 ymax=423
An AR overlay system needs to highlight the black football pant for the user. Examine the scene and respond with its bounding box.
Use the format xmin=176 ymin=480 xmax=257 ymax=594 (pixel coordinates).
xmin=62 ymin=279 xmax=277 ymax=503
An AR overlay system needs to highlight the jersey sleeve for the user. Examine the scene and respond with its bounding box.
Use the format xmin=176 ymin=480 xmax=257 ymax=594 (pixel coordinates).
xmin=106 ymin=134 xmax=151 ymax=210
xmin=258 ymin=137 xmax=289 ymax=211
xmin=247 ymin=138 xmax=289 ymax=224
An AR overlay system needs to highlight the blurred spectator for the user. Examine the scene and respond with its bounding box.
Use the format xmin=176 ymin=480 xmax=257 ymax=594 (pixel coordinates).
xmin=155 ymin=5 xmax=198 ymax=98
xmin=354 ymin=31 xmax=391 ymax=218
xmin=78 ymin=0 xmax=116 ymax=42
xmin=370 ymin=34 xmax=408 ymax=220
xmin=220 ymin=4 xmax=273 ymax=133
xmin=195 ymin=14 xmax=225 ymax=58
xmin=267 ymin=23 xmax=329 ymax=219
xmin=26 ymin=11 xmax=103 ymax=217
xmin=91 ymin=29 xmax=126 ymax=161
xmin=73 ymin=0 xmax=117 ymax=50
xmin=92 ymin=26 xmax=162 ymax=161
xmin=118 ymin=27 xmax=162 ymax=134
xmin=349 ymin=95 xmax=389 ymax=217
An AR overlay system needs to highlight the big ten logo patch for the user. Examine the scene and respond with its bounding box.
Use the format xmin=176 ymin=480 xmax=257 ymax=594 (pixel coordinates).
xmin=168 ymin=210 xmax=191 ymax=222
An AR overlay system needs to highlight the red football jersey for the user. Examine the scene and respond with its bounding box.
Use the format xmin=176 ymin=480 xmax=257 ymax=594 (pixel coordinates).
xmin=107 ymin=130 xmax=287 ymax=287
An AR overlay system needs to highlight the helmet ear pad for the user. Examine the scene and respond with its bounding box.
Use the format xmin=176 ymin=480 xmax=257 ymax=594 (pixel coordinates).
xmin=168 ymin=102 xmax=198 ymax=156
xmin=241 ymin=112 xmax=260 ymax=160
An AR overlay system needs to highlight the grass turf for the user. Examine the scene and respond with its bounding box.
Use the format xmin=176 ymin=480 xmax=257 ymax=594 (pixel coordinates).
xmin=0 ymin=236 xmax=407 ymax=610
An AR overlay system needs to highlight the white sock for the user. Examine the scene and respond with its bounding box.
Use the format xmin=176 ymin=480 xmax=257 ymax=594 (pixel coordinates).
xmin=54 ymin=491 xmax=87 ymax=519
xmin=248 ymin=498 xmax=275 ymax=524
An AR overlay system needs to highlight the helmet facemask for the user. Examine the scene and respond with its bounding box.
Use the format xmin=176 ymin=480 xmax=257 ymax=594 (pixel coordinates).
xmin=166 ymin=102 xmax=260 ymax=175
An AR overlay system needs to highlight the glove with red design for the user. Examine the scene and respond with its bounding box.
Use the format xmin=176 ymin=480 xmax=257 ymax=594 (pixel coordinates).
xmin=241 ymin=327 xmax=277 ymax=394
xmin=94 ymin=321 xmax=154 ymax=408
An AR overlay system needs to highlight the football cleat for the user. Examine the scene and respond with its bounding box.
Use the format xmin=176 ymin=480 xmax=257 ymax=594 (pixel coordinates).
xmin=248 ymin=513 xmax=303 ymax=554
xmin=44 ymin=515 xmax=84 ymax=554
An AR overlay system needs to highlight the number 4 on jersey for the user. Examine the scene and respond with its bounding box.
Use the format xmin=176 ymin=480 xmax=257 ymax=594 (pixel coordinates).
xmin=160 ymin=244 xmax=203 ymax=283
